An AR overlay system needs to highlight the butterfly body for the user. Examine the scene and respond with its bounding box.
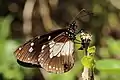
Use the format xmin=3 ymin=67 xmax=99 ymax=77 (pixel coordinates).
xmin=15 ymin=21 xmax=77 ymax=73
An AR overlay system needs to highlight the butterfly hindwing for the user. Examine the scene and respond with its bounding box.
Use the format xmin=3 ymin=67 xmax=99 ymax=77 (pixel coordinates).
xmin=38 ymin=33 xmax=74 ymax=73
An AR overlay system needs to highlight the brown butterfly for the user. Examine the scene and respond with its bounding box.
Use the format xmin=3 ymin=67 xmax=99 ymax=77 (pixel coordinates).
xmin=14 ymin=9 xmax=92 ymax=74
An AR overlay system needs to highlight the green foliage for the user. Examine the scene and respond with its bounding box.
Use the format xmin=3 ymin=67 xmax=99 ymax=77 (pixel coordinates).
xmin=0 ymin=16 xmax=24 ymax=80
xmin=96 ymin=59 xmax=120 ymax=80
xmin=81 ymin=46 xmax=96 ymax=68
xmin=87 ymin=46 xmax=96 ymax=55
xmin=81 ymin=56 xmax=95 ymax=68
xmin=107 ymin=37 xmax=120 ymax=55
xmin=96 ymin=59 xmax=120 ymax=74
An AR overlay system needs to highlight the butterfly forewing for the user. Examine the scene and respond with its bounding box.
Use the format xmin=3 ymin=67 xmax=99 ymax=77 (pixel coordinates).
xmin=15 ymin=29 xmax=67 ymax=66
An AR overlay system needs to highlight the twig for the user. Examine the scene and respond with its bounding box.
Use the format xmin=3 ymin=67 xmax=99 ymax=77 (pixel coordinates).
xmin=23 ymin=0 xmax=36 ymax=40
xmin=38 ymin=0 xmax=54 ymax=31
xmin=82 ymin=46 xmax=94 ymax=80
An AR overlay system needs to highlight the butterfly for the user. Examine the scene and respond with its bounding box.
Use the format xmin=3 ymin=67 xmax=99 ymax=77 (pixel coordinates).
xmin=14 ymin=9 xmax=92 ymax=74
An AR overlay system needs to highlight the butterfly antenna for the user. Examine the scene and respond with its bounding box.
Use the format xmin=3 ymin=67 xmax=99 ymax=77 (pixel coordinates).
xmin=72 ymin=9 xmax=85 ymax=22
xmin=71 ymin=9 xmax=93 ymax=23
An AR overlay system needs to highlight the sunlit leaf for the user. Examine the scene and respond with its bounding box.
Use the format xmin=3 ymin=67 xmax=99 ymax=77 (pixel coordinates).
xmin=87 ymin=46 xmax=96 ymax=54
xmin=81 ymin=56 xmax=95 ymax=68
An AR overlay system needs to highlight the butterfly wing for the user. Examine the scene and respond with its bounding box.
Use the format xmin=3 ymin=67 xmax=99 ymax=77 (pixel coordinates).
xmin=14 ymin=29 xmax=67 ymax=66
xmin=15 ymin=29 xmax=75 ymax=73
xmin=38 ymin=33 xmax=75 ymax=73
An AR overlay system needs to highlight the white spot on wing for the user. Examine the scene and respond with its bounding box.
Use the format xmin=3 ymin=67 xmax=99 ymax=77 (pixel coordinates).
xmin=49 ymin=66 xmax=51 ymax=69
xmin=18 ymin=53 xmax=20 ymax=56
xmin=42 ymin=45 xmax=46 ymax=50
xmin=53 ymin=67 xmax=55 ymax=69
xmin=28 ymin=58 xmax=30 ymax=60
xmin=56 ymin=68 xmax=58 ymax=70
xmin=66 ymin=32 xmax=68 ymax=34
xmin=41 ymin=64 xmax=43 ymax=67
xmin=50 ymin=54 xmax=53 ymax=58
xmin=37 ymin=36 xmax=40 ymax=39
xmin=38 ymin=58 xmax=40 ymax=61
xmin=29 ymin=47 xmax=33 ymax=52
xmin=41 ymin=50 xmax=44 ymax=53
xmin=19 ymin=47 xmax=22 ymax=50
xmin=30 ymin=42 xmax=34 ymax=46
xmin=49 ymin=49 xmax=52 ymax=53
xmin=48 ymin=36 xmax=51 ymax=40
xmin=49 ymin=40 xmax=55 ymax=48
xmin=41 ymin=58 xmax=44 ymax=60
xmin=57 ymin=53 xmax=60 ymax=57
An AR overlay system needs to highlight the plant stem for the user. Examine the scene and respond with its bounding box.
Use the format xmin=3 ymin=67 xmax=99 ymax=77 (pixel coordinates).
xmin=82 ymin=44 xmax=94 ymax=80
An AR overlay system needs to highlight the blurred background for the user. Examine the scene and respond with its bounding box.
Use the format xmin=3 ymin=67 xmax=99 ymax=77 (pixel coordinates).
xmin=0 ymin=0 xmax=120 ymax=80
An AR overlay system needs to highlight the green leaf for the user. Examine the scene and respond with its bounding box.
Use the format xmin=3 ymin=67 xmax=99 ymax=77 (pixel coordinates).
xmin=96 ymin=59 xmax=120 ymax=74
xmin=87 ymin=46 xmax=96 ymax=54
xmin=107 ymin=38 xmax=120 ymax=55
xmin=81 ymin=56 xmax=95 ymax=68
